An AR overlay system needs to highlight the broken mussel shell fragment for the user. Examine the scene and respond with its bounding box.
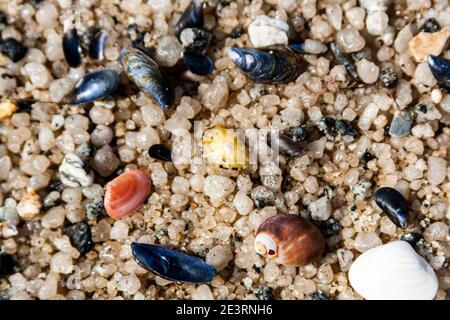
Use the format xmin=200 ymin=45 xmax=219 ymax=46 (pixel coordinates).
xmin=254 ymin=214 xmax=325 ymax=267
xmin=148 ymin=144 xmax=172 ymax=162
xmin=374 ymin=187 xmax=409 ymax=229
xmin=104 ymin=169 xmax=151 ymax=220
xmin=179 ymin=27 xmax=212 ymax=53
xmin=181 ymin=51 xmax=214 ymax=76
xmin=228 ymin=48 xmax=302 ymax=84
xmin=89 ymin=30 xmax=108 ymax=61
xmin=63 ymin=28 xmax=82 ymax=68
xmin=267 ymin=130 xmax=304 ymax=158
xmin=65 ymin=69 xmax=119 ymax=105
xmin=120 ymin=47 xmax=174 ymax=110
xmin=175 ymin=0 xmax=204 ymax=38
xmin=330 ymin=42 xmax=359 ymax=80
xmin=131 ymin=242 xmax=216 ymax=284
xmin=427 ymin=54 xmax=450 ymax=91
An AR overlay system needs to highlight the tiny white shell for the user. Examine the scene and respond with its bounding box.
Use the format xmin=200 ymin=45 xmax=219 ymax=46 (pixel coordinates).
xmin=349 ymin=240 xmax=438 ymax=300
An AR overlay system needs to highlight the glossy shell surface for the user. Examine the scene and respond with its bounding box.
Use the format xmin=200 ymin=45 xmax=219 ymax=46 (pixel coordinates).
xmin=131 ymin=242 xmax=216 ymax=284
xmin=104 ymin=169 xmax=151 ymax=219
xmin=374 ymin=187 xmax=409 ymax=228
xmin=254 ymin=214 xmax=325 ymax=266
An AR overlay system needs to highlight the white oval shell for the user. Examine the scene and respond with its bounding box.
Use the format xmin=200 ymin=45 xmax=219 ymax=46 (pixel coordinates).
xmin=349 ymin=240 xmax=438 ymax=300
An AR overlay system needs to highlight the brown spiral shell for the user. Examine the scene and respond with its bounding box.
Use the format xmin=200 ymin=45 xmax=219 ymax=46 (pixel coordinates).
xmin=254 ymin=214 xmax=325 ymax=267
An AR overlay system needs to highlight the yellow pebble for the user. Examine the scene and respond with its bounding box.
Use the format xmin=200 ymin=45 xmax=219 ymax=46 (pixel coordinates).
xmin=0 ymin=99 xmax=17 ymax=120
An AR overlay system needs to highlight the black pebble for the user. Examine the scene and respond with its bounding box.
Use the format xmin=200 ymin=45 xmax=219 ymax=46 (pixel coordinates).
xmin=289 ymin=125 xmax=309 ymax=142
xmin=148 ymin=144 xmax=172 ymax=162
xmin=335 ymin=119 xmax=358 ymax=137
xmin=0 ymin=11 xmax=7 ymax=28
xmin=85 ymin=197 xmax=106 ymax=220
xmin=420 ymin=18 xmax=441 ymax=33
xmin=0 ymin=253 xmax=16 ymax=278
xmin=374 ymin=187 xmax=409 ymax=229
xmin=323 ymin=218 xmax=341 ymax=236
xmin=64 ymin=221 xmax=94 ymax=255
xmin=255 ymin=287 xmax=274 ymax=300
xmin=400 ymin=232 xmax=423 ymax=247
xmin=379 ymin=66 xmax=398 ymax=88
xmin=229 ymin=26 xmax=245 ymax=38
xmin=360 ymin=151 xmax=375 ymax=167
xmin=318 ymin=116 xmax=337 ymax=138
xmin=0 ymin=38 xmax=28 ymax=62
xmin=16 ymin=99 xmax=35 ymax=113
xmin=310 ymin=290 xmax=329 ymax=300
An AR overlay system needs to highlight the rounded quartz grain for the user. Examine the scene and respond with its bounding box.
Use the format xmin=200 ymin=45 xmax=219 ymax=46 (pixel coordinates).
xmin=89 ymin=106 xmax=115 ymax=125
xmin=204 ymin=176 xmax=236 ymax=201
xmin=41 ymin=206 xmax=66 ymax=229
xmin=356 ymin=59 xmax=380 ymax=84
xmin=35 ymin=3 xmax=58 ymax=29
xmin=38 ymin=273 xmax=59 ymax=300
xmin=192 ymin=285 xmax=214 ymax=300
xmin=233 ymin=191 xmax=254 ymax=215
xmin=353 ymin=232 xmax=382 ymax=253
xmin=206 ymin=245 xmax=233 ymax=271
xmin=50 ymin=252 xmax=73 ymax=274
xmin=110 ymin=221 xmax=129 ymax=240
xmin=423 ymin=222 xmax=449 ymax=242
xmin=366 ymin=11 xmax=389 ymax=35
xmin=336 ymin=27 xmax=366 ymax=53
xmin=91 ymin=145 xmax=120 ymax=177
xmin=91 ymin=125 xmax=114 ymax=147
xmin=23 ymin=63 xmax=53 ymax=88
xmin=154 ymin=36 xmax=183 ymax=67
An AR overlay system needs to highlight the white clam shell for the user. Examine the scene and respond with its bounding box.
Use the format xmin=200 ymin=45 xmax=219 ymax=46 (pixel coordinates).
xmin=349 ymin=240 xmax=438 ymax=300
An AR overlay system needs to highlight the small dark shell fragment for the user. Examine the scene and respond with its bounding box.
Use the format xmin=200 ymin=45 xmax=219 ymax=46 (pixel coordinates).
xmin=400 ymin=232 xmax=423 ymax=247
xmin=64 ymin=221 xmax=94 ymax=255
xmin=175 ymin=0 xmax=204 ymax=38
xmin=335 ymin=119 xmax=358 ymax=137
xmin=89 ymin=30 xmax=108 ymax=61
xmin=428 ymin=54 xmax=450 ymax=91
xmin=267 ymin=131 xmax=304 ymax=158
xmin=228 ymin=48 xmax=302 ymax=84
xmin=330 ymin=42 xmax=359 ymax=80
xmin=148 ymin=144 xmax=172 ymax=162
xmin=288 ymin=125 xmax=309 ymax=142
xmin=229 ymin=26 xmax=245 ymax=38
xmin=120 ymin=47 xmax=174 ymax=110
xmin=63 ymin=28 xmax=82 ymax=68
xmin=0 ymin=38 xmax=28 ymax=62
xmin=289 ymin=40 xmax=306 ymax=54
xmin=131 ymin=242 xmax=217 ymax=284
xmin=65 ymin=69 xmax=119 ymax=104
xmin=374 ymin=187 xmax=409 ymax=229
xmin=0 ymin=253 xmax=16 ymax=278
xmin=182 ymin=51 xmax=214 ymax=76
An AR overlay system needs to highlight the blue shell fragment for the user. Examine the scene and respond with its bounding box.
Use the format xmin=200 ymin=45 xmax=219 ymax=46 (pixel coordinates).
xmin=120 ymin=47 xmax=174 ymax=110
xmin=182 ymin=51 xmax=214 ymax=76
xmin=65 ymin=69 xmax=119 ymax=104
xmin=131 ymin=242 xmax=217 ymax=284
xmin=374 ymin=187 xmax=409 ymax=229
xmin=63 ymin=28 xmax=82 ymax=68
xmin=89 ymin=30 xmax=108 ymax=61
xmin=428 ymin=54 xmax=450 ymax=91
xmin=389 ymin=112 xmax=413 ymax=137
xmin=175 ymin=0 xmax=203 ymax=38
xmin=228 ymin=47 xmax=302 ymax=84
xmin=289 ymin=41 xmax=306 ymax=54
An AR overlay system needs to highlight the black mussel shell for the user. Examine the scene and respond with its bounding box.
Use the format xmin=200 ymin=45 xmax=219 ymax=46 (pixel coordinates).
xmin=120 ymin=47 xmax=174 ymax=110
xmin=63 ymin=28 xmax=82 ymax=68
xmin=131 ymin=242 xmax=216 ymax=284
xmin=175 ymin=0 xmax=204 ymax=38
xmin=65 ymin=69 xmax=119 ymax=104
xmin=374 ymin=187 xmax=409 ymax=229
xmin=228 ymin=47 xmax=302 ymax=84
xmin=148 ymin=144 xmax=172 ymax=162
xmin=182 ymin=51 xmax=214 ymax=76
xmin=428 ymin=54 xmax=450 ymax=91
xmin=89 ymin=30 xmax=108 ymax=61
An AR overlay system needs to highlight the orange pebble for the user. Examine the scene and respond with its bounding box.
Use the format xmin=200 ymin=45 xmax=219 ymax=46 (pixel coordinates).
xmin=104 ymin=169 xmax=151 ymax=219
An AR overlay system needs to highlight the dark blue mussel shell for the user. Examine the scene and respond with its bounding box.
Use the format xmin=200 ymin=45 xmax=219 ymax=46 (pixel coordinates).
xmin=428 ymin=54 xmax=450 ymax=91
xmin=89 ymin=30 xmax=108 ymax=61
xmin=131 ymin=242 xmax=216 ymax=284
xmin=65 ymin=69 xmax=119 ymax=104
xmin=182 ymin=51 xmax=214 ymax=76
xmin=289 ymin=41 xmax=306 ymax=54
xmin=63 ymin=28 xmax=82 ymax=68
xmin=175 ymin=0 xmax=204 ymax=38
xmin=374 ymin=187 xmax=409 ymax=229
xmin=120 ymin=47 xmax=174 ymax=110
xmin=228 ymin=48 xmax=302 ymax=84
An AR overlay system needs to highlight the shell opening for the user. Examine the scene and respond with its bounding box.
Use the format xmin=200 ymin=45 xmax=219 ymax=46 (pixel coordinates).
xmin=254 ymin=232 xmax=277 ymax=258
